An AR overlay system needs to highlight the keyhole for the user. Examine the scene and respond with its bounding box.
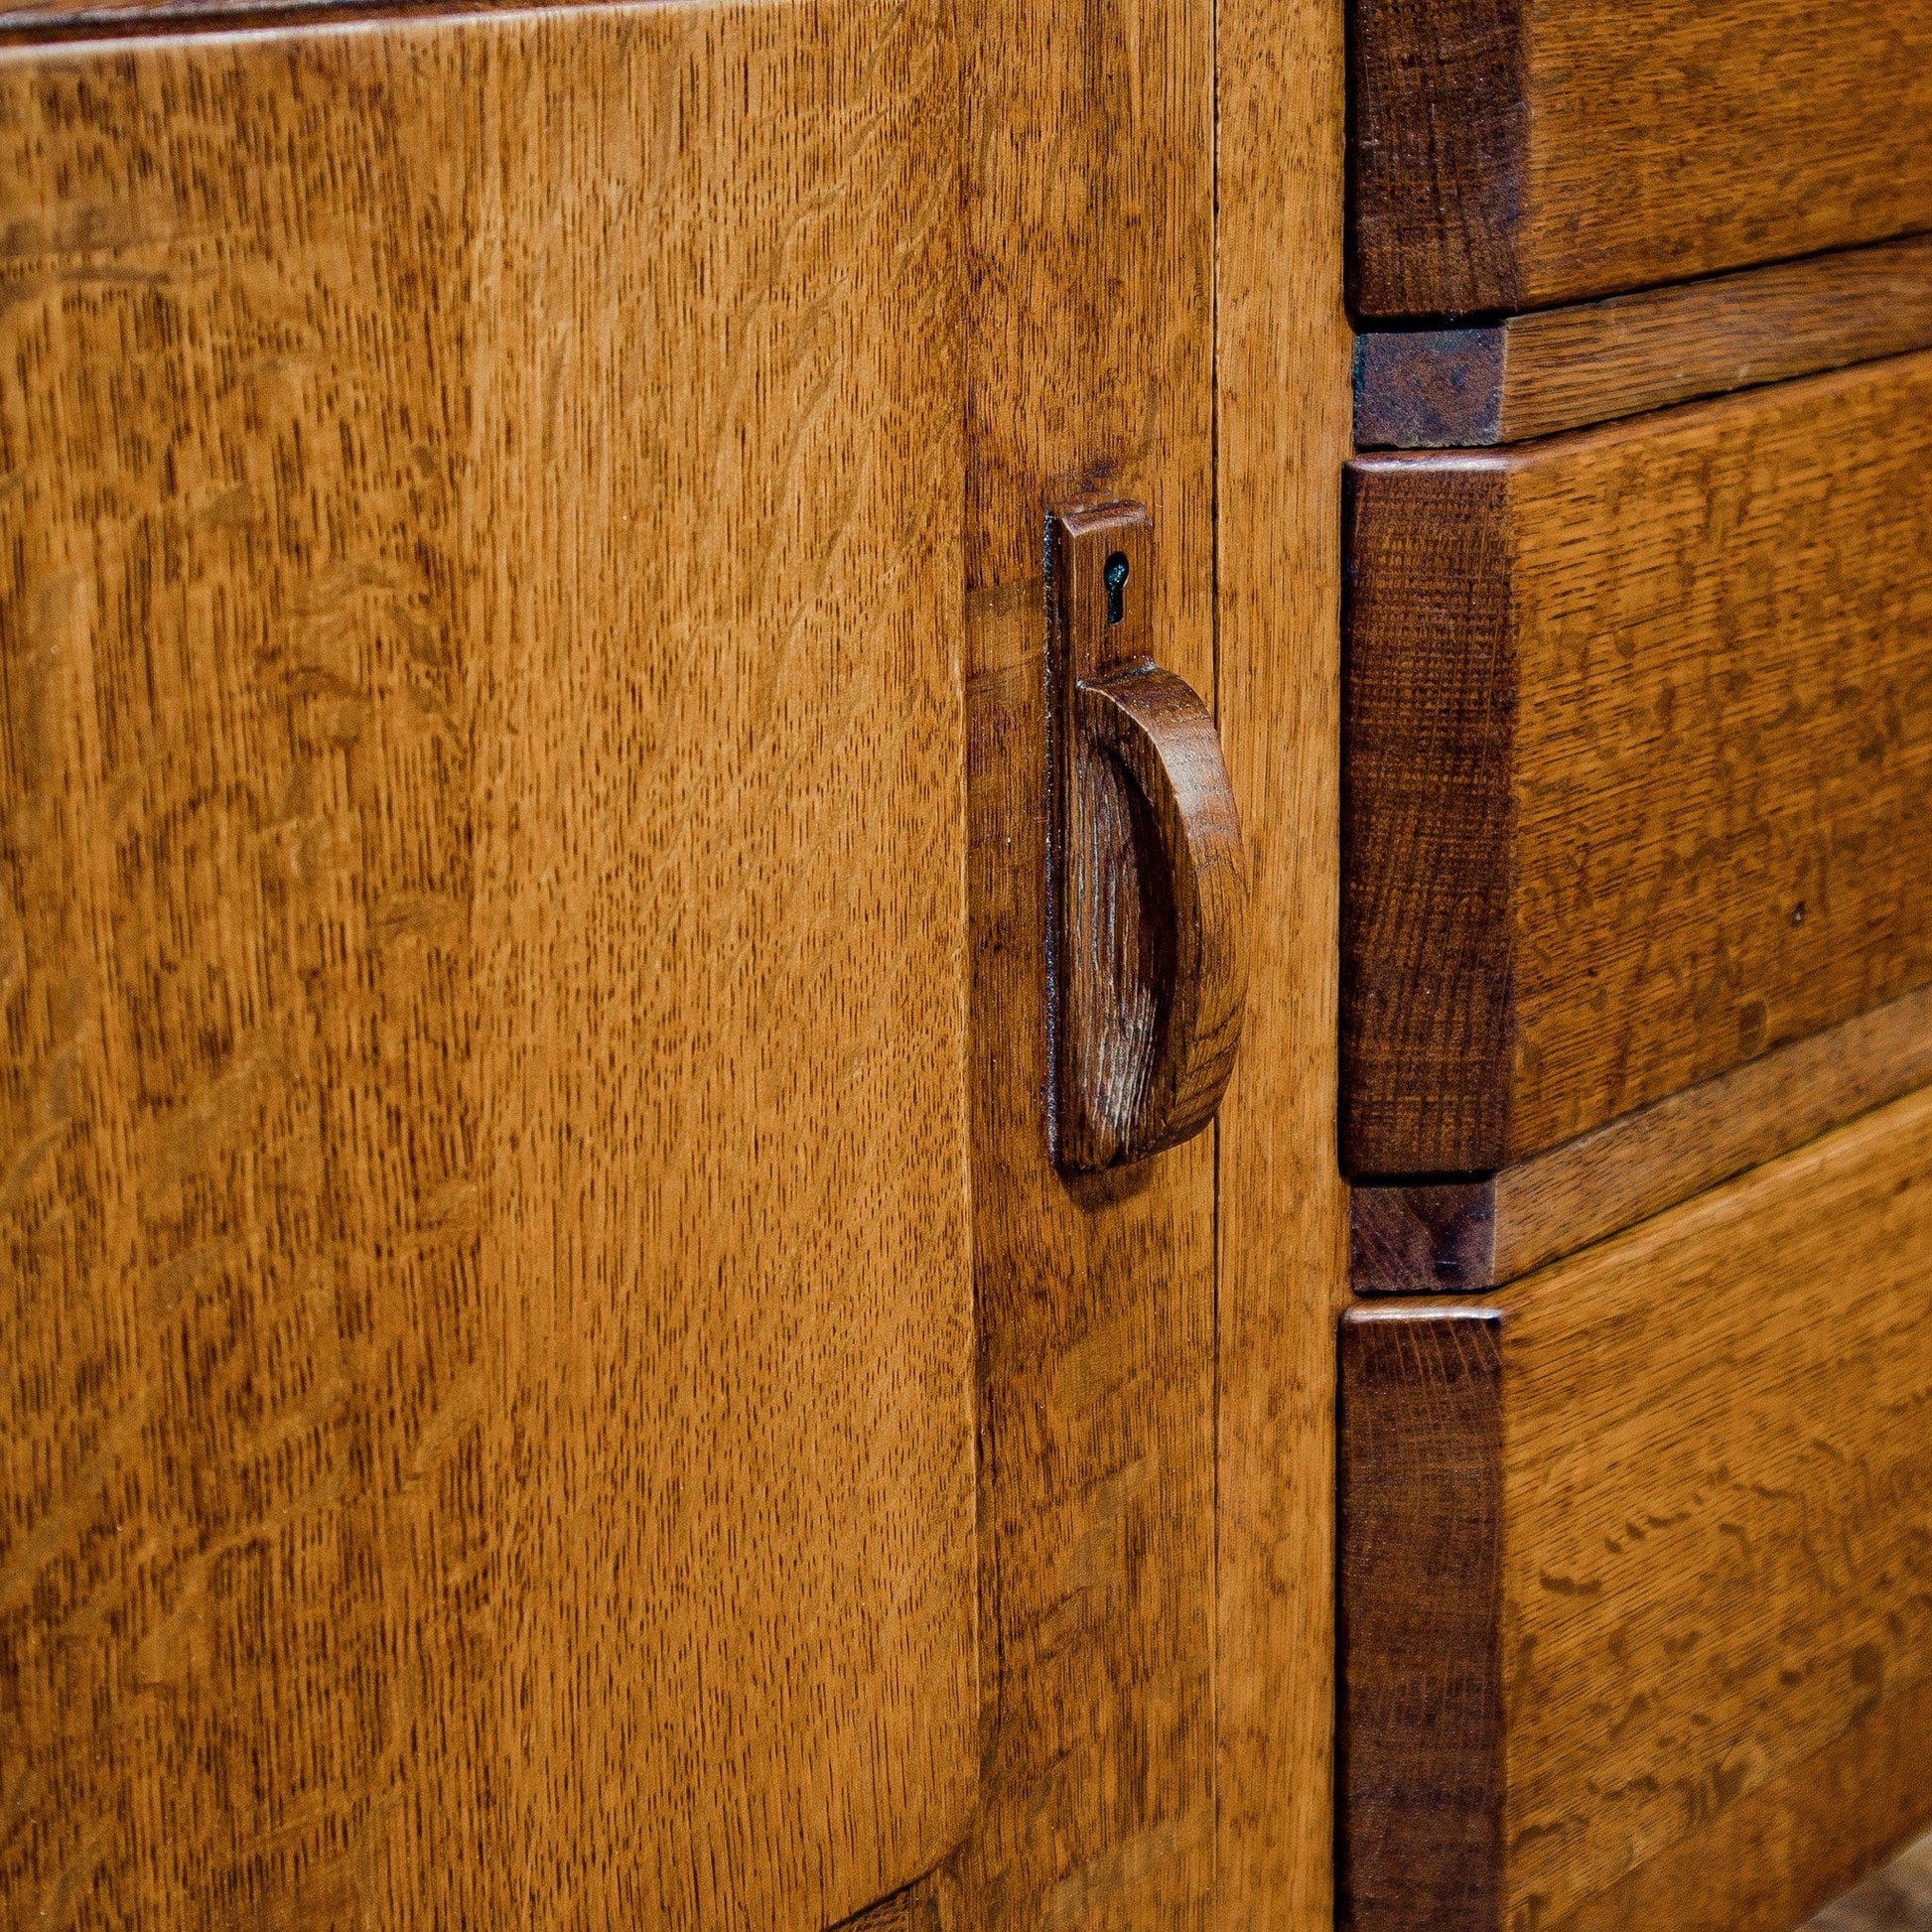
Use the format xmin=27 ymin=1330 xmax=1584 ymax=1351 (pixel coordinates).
xmin=1104 ymin=551 xmax=1129 ymax=626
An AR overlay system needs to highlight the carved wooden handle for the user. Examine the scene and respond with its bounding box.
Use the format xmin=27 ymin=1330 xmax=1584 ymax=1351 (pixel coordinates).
xmin=1049 ymin=497 xmax=1249 ymax=1172
xmin=1073 ymin=664 xmax=1248 ymax=1163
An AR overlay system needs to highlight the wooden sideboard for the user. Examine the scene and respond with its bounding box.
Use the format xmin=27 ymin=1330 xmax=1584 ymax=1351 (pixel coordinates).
xmin=3 ymin=1 xmax=1929 ymax=1927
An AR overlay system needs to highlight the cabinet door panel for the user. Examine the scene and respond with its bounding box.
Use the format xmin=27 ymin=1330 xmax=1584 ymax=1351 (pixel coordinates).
xmin=0 ymin=9 xmax=972 ymax=1928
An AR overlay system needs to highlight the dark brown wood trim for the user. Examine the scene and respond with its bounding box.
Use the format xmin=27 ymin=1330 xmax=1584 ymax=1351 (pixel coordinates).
xmin=1351 ymin=979 xmax=1932 ymax=1293
xmin=1353 ymin=326 xmax=1507 ymax=448
xmin=1355 ymin=232 xmax=1932 ymax=450
xmin=1338 ymin=1305 xmax=1505 ymax=1932
xmin=1350 ymin=1181 xmax=1496 ymax=1293
xmin=0 ymin=0 xmax=536 ymax=42
xmin=1347 ymin=0 xmax=1526 ymax=320
xmin=1341 ymin=459 xmax=1515 ymax=1177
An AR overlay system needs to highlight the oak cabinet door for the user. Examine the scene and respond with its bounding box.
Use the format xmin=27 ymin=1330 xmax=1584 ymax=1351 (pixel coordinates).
xmin=0 ymin=8 xmax=974 ymax=1928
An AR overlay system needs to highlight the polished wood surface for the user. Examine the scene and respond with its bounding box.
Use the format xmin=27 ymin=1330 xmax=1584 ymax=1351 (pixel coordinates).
xmin=1072 ymin=666 xmax=1246 ymax=1155
xmin=1356 ymin=233 xmax=1932 ymax=449
xmin=1340 ymin=1082 xmax=1932 ymax=1932
xmin=1352 ymin=980 xmax=1932 ymax=1291
xmin=1340 ymin=460 xmax=1514 ymax=1173
xmin=838 ymin=1876 xmax=953 ymax=1932
xmin=1337 ymin=1310 xmax=1502 ymax=1932
xmin=1344 ymin=352 xmax=1932 ymax=1177
xmin=1350 ymin=0 xmax=1932 ymax=318
xmin=1212 ymin=0 xmax=1353 ymax=1918
xmin=0 ymin=12 xmax=974 ymax=1928
xmin=1048 ymin=500 xmax=1247 ymax=1172
xmin=1554 ymin=1673 xmax=1932 ymax=1932
xmin=946 ymin=0 xmax=1220 ymax=1913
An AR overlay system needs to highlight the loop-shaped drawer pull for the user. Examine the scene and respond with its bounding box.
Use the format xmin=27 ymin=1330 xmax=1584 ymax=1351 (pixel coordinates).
xmin=1048 ymin=497 xmax=1248 ymax=1172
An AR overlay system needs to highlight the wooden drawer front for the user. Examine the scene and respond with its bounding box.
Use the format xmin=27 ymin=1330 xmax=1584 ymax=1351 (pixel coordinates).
xmin=1350 ymin=0 xmax=1932 ymax=319
xmin=0 ymin=12 xmax=973 ymax=1929
xmin=1339 ymin=1083 xmax=1932 ymax=1932
xmin=1343 ymin=351 xmax=1932 ymax=1178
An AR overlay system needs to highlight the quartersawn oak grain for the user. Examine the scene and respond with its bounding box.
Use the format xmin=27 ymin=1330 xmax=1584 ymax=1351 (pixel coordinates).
xmin=1212 ymin=0 xmax=1354 ymax=1918
xmin=1344 ymin=351 xmax=1932 ymax=1177
xmin=0 ymin=11 xmax=974 ymax=1928
xmin=1340 ymin=463 xmax=1514 ymax=1173
xmin=1338 ymin=1082 xmax=1932 ymax=1932
xmin=1352 ymin=979 xmax=1932 ymax=1291
xmin=1355 ymin=232 xmax=1932 ymax=449
xmin=1350 ymin=0 xmax=1932 ymax=317
xmin=945 ymin=0 xmax=1220 ymax=1912
xmin=836 ymin=1873 xmax=955 ymax=1932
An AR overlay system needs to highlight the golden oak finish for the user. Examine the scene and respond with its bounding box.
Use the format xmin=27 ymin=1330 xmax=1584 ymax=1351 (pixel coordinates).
xmin=838 ymin=1876 xmax=956 ymax=1932
xmin=947 ymin=0 xmax=1219 ymax=1916
xmin=1341 ymin=1083 xmax=1932 ymax=1932
xmin=1355 ymin=233 xmax=1932 ymax=450
xmin=1352 ymin=979 xmax=1932 ymax=1292
xmin=1212 ymin=0 xmax=1354 ymax=1920
xmin=1350 ymin=0 xmax=1932 ymax=317
xmin=1552 ymin=1672 xmax=1932 ymax=1932
xmin=0 ymin=11 xmax=973 ymax=1929
xmin=1345 ymin=352 xmax=1932 ymax=1175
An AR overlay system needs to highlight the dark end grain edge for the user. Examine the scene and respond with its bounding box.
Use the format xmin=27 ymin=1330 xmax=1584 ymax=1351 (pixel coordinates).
xmin=1355 ymin=232 xmax=1932 ymax=450
xmin=1341 ymin=458 xmax=1516 ymax=1176
xmin=1354 ymin=327 xmax=1506 ymax=448
xmin=1339 ymin=1306 xmax=1505 ymax=1932
xmin=1354 ymin=977 xmax=1932 ymax=1294
xmin=1347 ymin=0 xmax=1526 ymax=319
xmin=1351 ymin=1180 xmax=1498 ymax=1291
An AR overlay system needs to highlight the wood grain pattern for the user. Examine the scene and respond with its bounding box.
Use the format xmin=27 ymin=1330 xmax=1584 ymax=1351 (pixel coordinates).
xmin=837 ymin=1873 xmax=956 ymax=1932
xmin=1353 ymin=978 xmax=1932 ymax=1291
xmin=1344 ymin=351 xmax=1932 ymax=1176
xmin=1556 ymin=1676 xmax=1932 ymax=1932
xmin=1210 ymin=0 xmax=1354 ymax=1918
xmin=945 ymin=0 xmax=1219 ymax=1912
xmin=1337 ymin=1309 xmax=1503 ymax=1932
xmin=1071 ymin=668 xmax=1246 ymax=1156
xmin=1351 ymin=0 xmax=1932 ymax=317
xmin=0 ymin=11 xmax=974 ymax=1929
xmin=1356 ymin=232 xmax=1932 ymax=449
xmin=1340 ymin=462 xmax=1514 ymax=1173
xmin=1339 ymin=1082 xmax=1932 ymax=1932
xmin=1047 ymin=500 xmax=1246 ymax=1172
